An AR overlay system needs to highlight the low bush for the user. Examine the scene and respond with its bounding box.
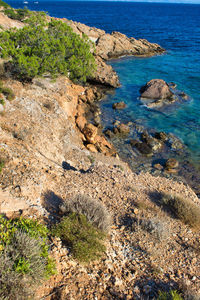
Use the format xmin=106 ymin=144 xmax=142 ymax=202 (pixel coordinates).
xmin=52 ymin=212 xmax=106 ymax=263
xmin=0 ymin=98 xmax=5 ymax=105
xmin=0 ymin=81 xmax=15 ymax=100
xmin=0 ymin=160 xmax=4 ymax=172
xmin=4 ymin=7 xmax=30 ymax=21
xmin=0 ymin=216 xmax=56 ymax=299
xmin=161 ymin=193 xmax=200 ymax=229
xmin=157 ymin=290 xmax=183 ymax=300
xmin=141 ymin=218 xmax=170 ymax=241
xmin=0 ymin=0 xmax=10 ymax=8
xmin=60 ymin=194 xmax=111 ymax=232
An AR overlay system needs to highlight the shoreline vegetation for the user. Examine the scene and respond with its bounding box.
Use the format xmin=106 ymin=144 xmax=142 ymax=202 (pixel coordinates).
xmin=0 ymin=2 xmax=200 ymax=299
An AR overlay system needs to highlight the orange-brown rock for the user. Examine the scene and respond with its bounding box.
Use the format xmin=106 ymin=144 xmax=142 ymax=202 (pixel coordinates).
xmin=93 ymin=56 xmax=120 ymax=88
xmin=165 ymin=158 xmax=179 ymax=169
xmin=82 ymin=123 xmax=98 ymax=144
xmin=76 ymin=115 xmax=87 ymax=131
xmin=95 ymin=135 xmax=113 ymax=149
xmin=116 ymin=123 xmax=130 ymax=135
xmin=85 ymin=88 xmax=95 ymax=103
xmin=86 ymin=144 xmax=98 ymax=153
xmin=112 ymin=101 xmax=127 ymax=110
xmin=76 ymin=103 xmax=86 ymax=117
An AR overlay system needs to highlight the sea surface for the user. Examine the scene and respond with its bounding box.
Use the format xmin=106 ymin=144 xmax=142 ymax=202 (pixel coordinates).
xmin=6 ymin=0 xmax=200 ymax=191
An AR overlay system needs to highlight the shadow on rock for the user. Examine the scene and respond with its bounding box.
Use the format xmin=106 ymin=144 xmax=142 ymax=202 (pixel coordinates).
xmin=147 ymin=191 xmax=163 ymax=206
xmin=62 ymin=161 xmax=89 ymax=174
xmin=62 ymin=161 xmax=77 ymax=171
xmin=42 ymin=190 xmax=64 ymax=223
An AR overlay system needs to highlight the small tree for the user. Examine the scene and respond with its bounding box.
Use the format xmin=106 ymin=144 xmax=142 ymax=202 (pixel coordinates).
xmin=0 ymin=18 xmax=96 ymax=82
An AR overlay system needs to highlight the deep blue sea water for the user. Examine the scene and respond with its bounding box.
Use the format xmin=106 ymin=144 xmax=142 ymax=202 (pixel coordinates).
xmin=6 ymin=1 xmax=200 ymax=166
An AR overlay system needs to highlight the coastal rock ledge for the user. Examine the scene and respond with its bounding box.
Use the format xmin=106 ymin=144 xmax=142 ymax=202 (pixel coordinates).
xmin=67 ymin=20 xmax=165 ymax=87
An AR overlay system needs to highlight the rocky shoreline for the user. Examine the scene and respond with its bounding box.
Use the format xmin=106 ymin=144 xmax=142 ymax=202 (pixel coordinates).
xmin=0 ymin=10 xmax=200 ymax=300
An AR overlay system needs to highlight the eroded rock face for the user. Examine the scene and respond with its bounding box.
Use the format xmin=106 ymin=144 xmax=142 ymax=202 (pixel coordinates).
xmin=140 ymin=79 xmax=173 ymax=100
xmin=92 ymin=56 xmax=120 ymax=88
xmin=96 ymin=32 xmax=164 ymax=60
xmin=82 ymin=123 xmax=98 ymax=144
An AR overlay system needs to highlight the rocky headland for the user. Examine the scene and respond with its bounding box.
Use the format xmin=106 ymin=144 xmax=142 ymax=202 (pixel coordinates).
xmin=0 ymin=9 xmax=200 ymax=300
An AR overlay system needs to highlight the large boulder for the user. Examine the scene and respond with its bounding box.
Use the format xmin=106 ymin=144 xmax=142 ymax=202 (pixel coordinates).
xmin=140 ymin=79 xmax=173 ymax=100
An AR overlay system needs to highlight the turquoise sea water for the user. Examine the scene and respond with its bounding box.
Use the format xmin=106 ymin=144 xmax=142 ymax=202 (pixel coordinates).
xmin=7 ymin=1 xmax=200 ymax=189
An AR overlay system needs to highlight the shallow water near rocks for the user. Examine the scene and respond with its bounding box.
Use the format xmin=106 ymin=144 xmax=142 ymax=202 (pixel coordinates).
xmin=99 ymin=54 xmax=200 ymax=195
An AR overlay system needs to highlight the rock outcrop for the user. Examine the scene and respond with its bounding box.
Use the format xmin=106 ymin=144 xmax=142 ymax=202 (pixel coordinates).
xmin=68 ymin=21 xmax=165 ymax=60
xmin=140 ymin=79 xmax=173 ymax=100
xmin=140 ymin=79 xmax=190 ymax=108
xmin=66 ymin=20 xmax=165 ymax=87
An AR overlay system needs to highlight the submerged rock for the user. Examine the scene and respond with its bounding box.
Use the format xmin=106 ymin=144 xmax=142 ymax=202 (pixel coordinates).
xmin=165 ymin=158 xmax=179 ymax=169
xmin=154 ymin=131 xmax=168 ymax=142
xmin=114 ymin=123 xmax=130 ymax=135
xmin=141 ymin=132 xmax=163 ymax=152
xmin=130 ymin=139 xmax=153 ymax=156
xmin=178 ymin=91 xmax=189 ymax=100
xmin=112 ymin=101 xmax=126 ymax=110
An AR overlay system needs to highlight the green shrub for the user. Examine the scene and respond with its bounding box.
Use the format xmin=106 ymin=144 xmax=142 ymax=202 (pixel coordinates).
xmin=0 ymin=18 xmax=96 ymax=82
xmin=0 ymin=98 xmax=5 ymax=105
xmin=0 ymin=216 xmax=56 ymax=299
xmin=0 ymin=0 xmax=10 ymax=8
xmin=0 ymin=160 xmax=4 ymax=172
xmin=52 ymin=212 xmax=106 ymax=263
xmin=60 ymin=194 xmax=111 ymax=232
xmin=0 ymin=81 xmax=15 ymax=100
xmin=161 ymin=193 xmax=200 ymax=229
xmin=4 ymin=7 xmax=30 ymax=21
xmin=157 ymin=290 xmax=183 ymax=300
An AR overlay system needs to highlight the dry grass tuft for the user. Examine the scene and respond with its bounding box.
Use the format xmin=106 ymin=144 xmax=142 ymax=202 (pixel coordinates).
xmin=161 ymin=193 xmax=200 ymax=229
xmin=60 ymin=194 xmax=111 ymax=232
